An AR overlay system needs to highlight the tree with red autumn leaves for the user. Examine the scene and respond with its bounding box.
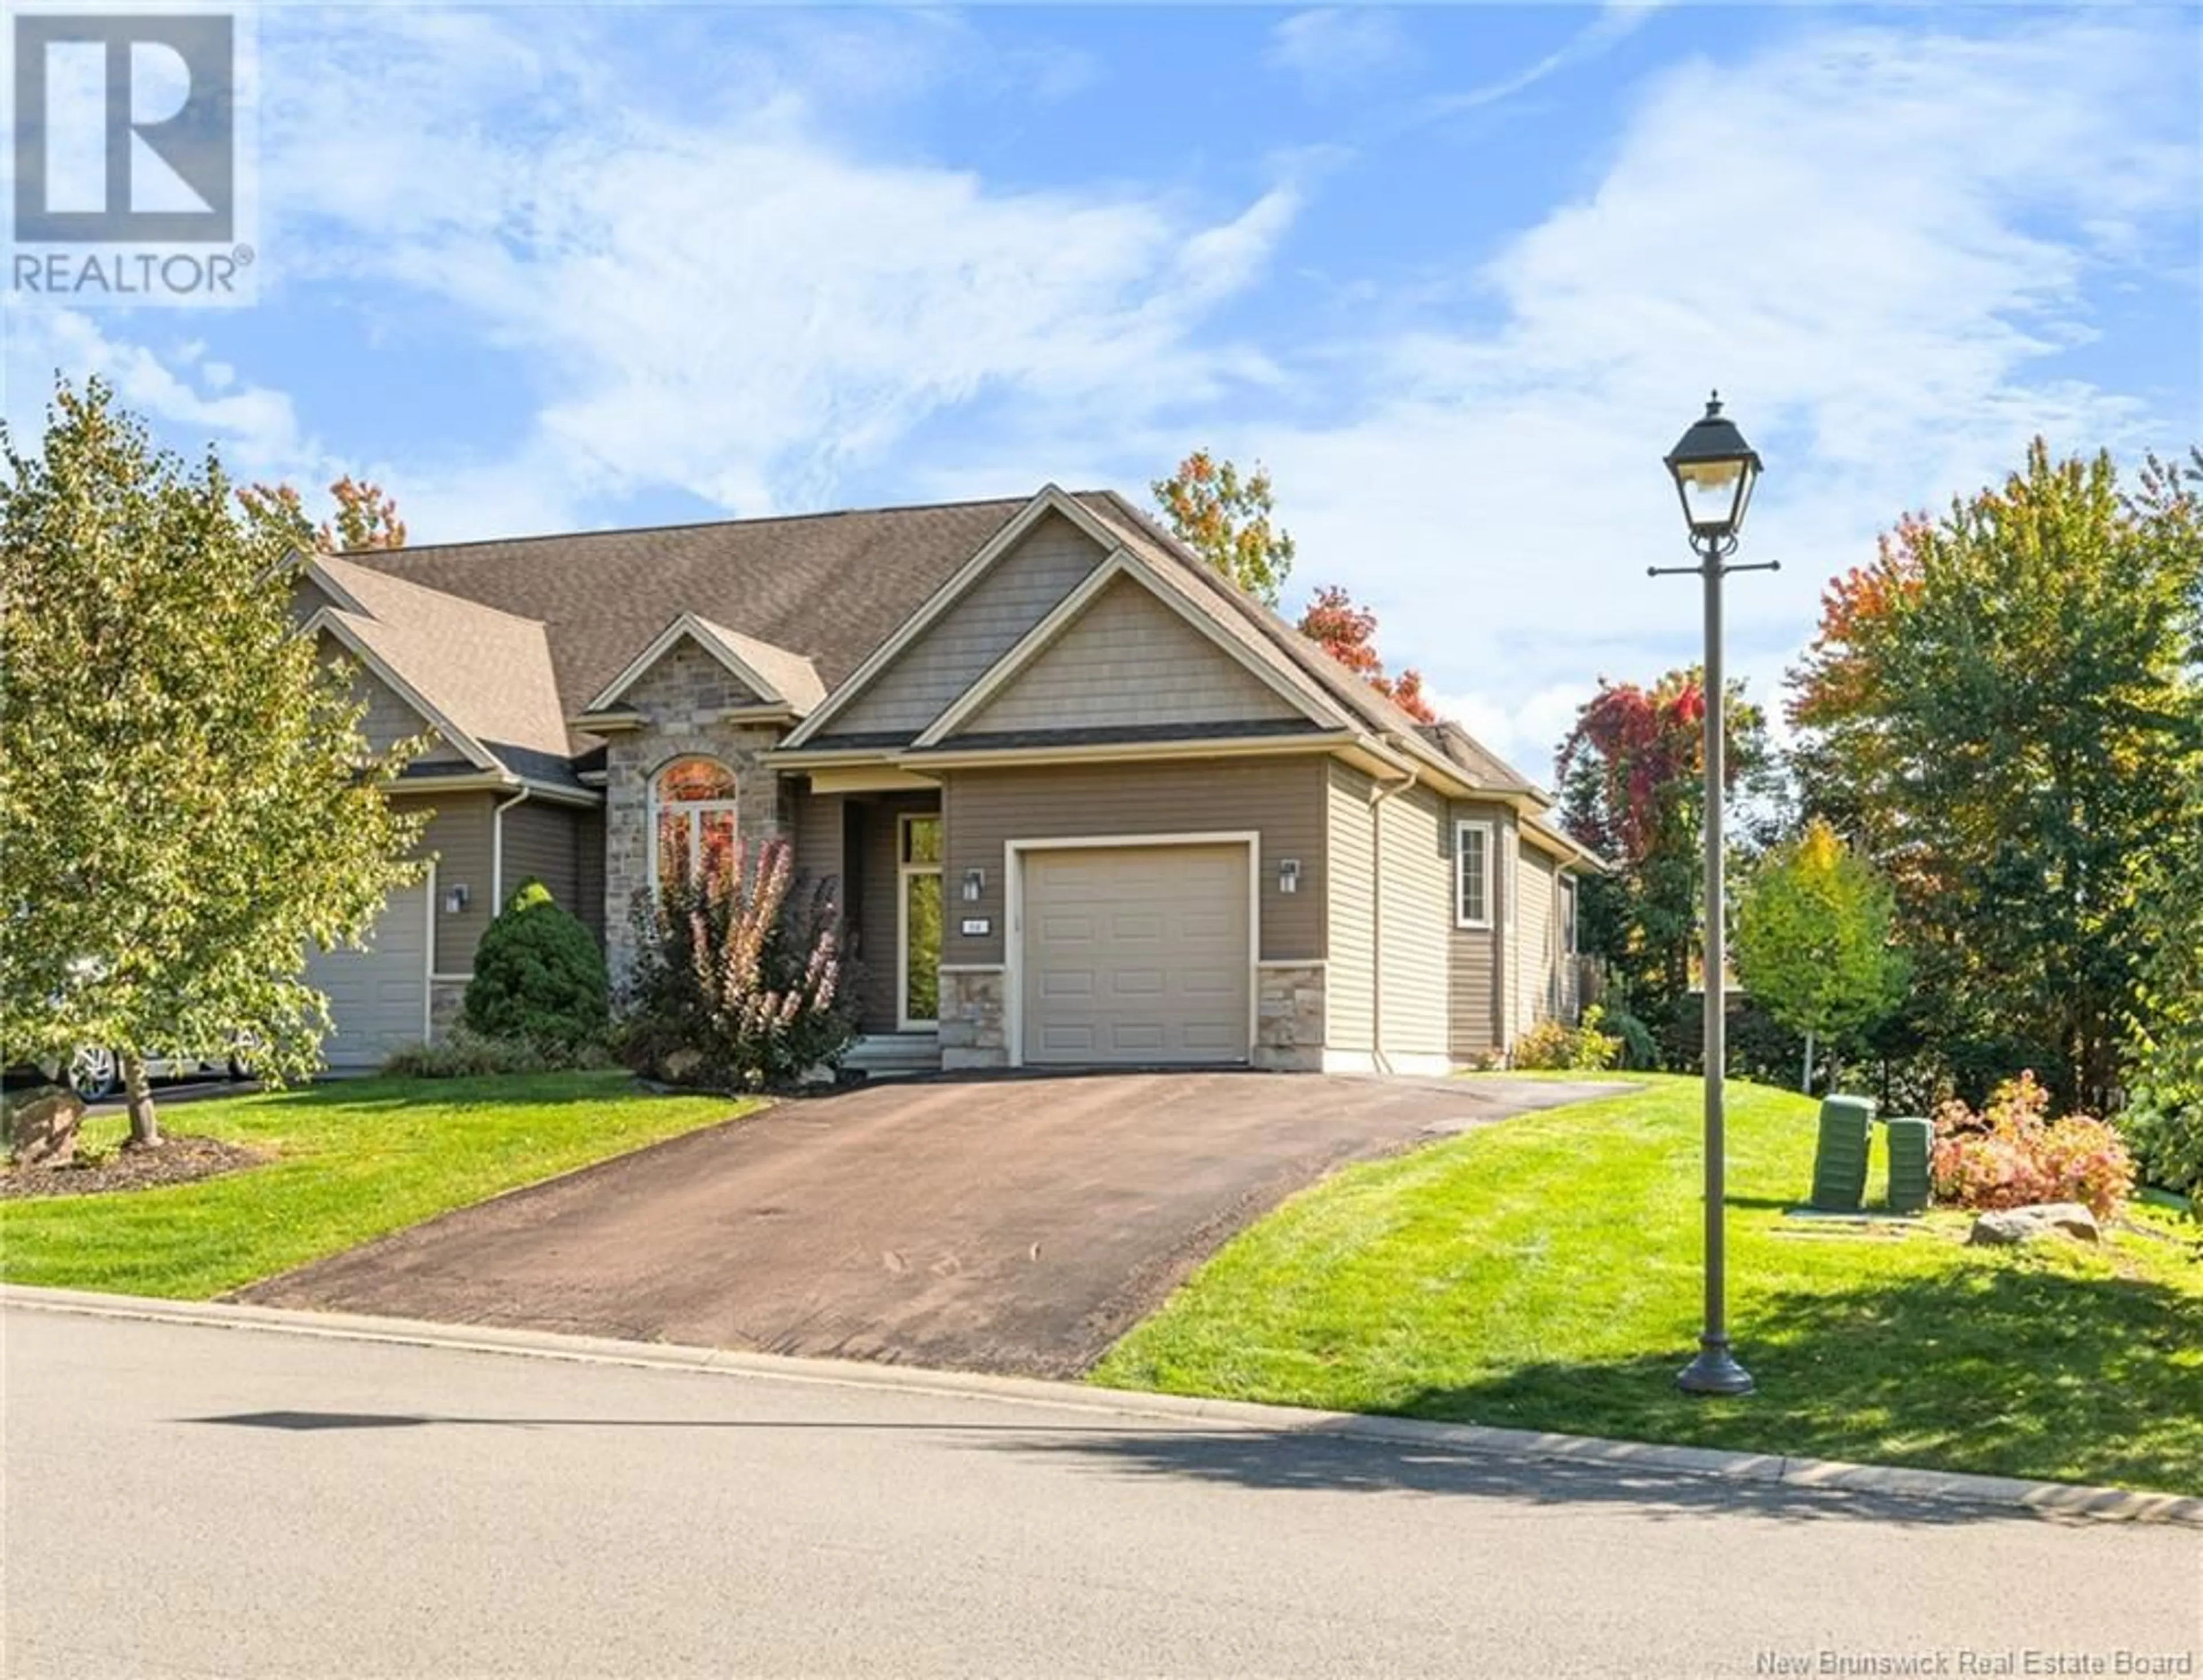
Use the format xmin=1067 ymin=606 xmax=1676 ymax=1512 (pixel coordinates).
xmin=1294 ymin=584 xmax=1437 ymax=723
xmin=1556 ymin=668 xmax=1769 ymax=1033
xmin=1153 ymin=450 xmax=1435 ymax=723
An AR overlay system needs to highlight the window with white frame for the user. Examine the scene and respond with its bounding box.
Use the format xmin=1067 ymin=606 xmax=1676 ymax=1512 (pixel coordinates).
xmin=652 ymin=757 xmax=740 ymax=887
xmin=1560 ymin=875 xmax=1578 ymax=954
xmin=1454 ymin=820 xmax=1493 ymax=929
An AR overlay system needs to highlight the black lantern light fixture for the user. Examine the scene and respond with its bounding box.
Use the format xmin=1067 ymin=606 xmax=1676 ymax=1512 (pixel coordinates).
xmin=1652 ymin=391 xmax=1777 ymax=1400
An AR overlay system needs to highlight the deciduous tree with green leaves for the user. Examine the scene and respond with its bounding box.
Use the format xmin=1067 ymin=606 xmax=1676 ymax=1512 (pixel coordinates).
xmin=0 ymin=379 xmax=423 ymax=1146
xmin=1786 ymin=440 xmax=2202 ymax=1113
xmin=1152 ymin=449 xmax=1295 ymax=607
xmin=1734 ymin=818 xmax=1908 ymax=1092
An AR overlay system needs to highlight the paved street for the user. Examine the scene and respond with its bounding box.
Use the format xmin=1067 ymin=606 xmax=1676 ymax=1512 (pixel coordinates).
xmin=7 ymin=1302 xmax=2198 ymax=1679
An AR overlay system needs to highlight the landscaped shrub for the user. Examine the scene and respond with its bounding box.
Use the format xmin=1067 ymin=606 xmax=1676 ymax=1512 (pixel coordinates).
xmin=1511 ymin=1004 xmax=1623 ymax=1071
xmin=2119 ymin=1098 xmax=2202 ymax=1207
xmin=382 ymin=1024 xmax=614 ymax=1078
xmin=616 ymin=837 xmax=858 ymax=1092
xmin=461 ymin=880 xmax=610 ymax=1051
xmin=1929 ymin=1070 xmax=2135 ymax=1221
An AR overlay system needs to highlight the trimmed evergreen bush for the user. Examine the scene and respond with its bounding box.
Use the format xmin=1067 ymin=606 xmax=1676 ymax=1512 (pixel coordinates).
xmin=461 ymin=879 xmax=610 ymax=1051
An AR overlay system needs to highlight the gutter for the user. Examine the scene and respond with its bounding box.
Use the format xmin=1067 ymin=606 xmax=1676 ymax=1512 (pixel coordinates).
xmin=491 ymin=787 xmax=531 ymax=912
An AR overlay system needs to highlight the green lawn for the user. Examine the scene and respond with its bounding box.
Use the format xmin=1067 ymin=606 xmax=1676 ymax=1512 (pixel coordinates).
xmin=1092 ymin=1075 xmax=2203 ymax=1494
xmin=1 ymin=1073 xmax=754 ymax=1299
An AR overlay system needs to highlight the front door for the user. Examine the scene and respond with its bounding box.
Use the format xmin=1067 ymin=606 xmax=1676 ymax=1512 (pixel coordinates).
xmin=898 ymin=814 xmax=943 ymax=1029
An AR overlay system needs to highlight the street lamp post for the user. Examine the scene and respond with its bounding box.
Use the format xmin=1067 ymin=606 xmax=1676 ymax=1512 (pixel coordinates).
xmin=1653 ymin=392 xmax=1774 ymax=1399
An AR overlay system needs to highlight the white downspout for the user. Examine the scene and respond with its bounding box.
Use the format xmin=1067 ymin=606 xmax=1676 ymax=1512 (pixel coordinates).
xmin=1367 ymin=752 xmax=1419 ymax=1077
xmin=491 ymin=786 xmax=530 ymax=913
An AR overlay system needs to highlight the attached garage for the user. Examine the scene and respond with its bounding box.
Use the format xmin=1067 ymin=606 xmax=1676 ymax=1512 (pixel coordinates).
xmin=1015 ymin=841 xmax=1253 ymax=1066
xmin=304 ymin=876 xmax=433 ymax=1070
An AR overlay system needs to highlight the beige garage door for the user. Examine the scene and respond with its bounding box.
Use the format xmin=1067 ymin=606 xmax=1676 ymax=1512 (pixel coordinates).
xmin=303 ymin=878 xmax=431 ymax=1070
xmin=1021 ymin=844 xmax=1251 ymax=1065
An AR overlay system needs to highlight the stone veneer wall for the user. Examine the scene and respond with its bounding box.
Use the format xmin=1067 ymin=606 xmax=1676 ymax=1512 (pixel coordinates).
xmin=429 ymin=979 xmax=468 ymax=1041
xmin=939 ymin=968 xmax=1008 ymax=1070
xmin=1252 ymin=962 xmax=1326 ymax=1073
xmin=602 ymin=638 xmax=793 ymax=981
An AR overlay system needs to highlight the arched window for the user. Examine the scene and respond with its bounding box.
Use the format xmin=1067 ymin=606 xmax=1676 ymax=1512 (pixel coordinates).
xmin=652 ymin=757 xmax=740 ymax=887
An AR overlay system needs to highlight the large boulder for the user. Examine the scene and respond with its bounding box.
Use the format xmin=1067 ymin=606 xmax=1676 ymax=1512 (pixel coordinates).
xmin=1967 ymin=1202 xmax=2100 ymax=1246
xmin=6 ymin=1086 xmax=85 ymax=1167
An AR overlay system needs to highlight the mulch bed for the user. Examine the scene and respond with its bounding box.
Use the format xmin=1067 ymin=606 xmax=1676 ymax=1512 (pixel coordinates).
xmin=1 ymin=1135 xmax=272 ymax=1201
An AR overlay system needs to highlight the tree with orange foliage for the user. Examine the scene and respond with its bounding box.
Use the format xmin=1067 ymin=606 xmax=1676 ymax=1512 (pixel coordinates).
xmin=238 ymin=474 xmax=408 ymax=553
xmin=1294 ymin=584 xmax=1437 ymax=723
xmin=1152 ymin=449 xmax=1294 ymax=606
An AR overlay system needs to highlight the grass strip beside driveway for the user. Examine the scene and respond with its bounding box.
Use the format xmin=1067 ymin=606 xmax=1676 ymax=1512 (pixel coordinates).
xmin=1091 ymin=1075 xmax=2203 ymax=1494
xmin=1 ymin=1073 xmax=755 ymax=1299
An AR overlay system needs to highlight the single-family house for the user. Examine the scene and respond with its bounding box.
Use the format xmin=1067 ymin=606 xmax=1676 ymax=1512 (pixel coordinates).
xmin=293 ymin=485 xmax=1599 ymax=1075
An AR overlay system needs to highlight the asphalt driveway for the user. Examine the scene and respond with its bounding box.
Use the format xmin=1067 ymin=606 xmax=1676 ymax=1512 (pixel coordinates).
xmin=239 ymin=1072 xmax=1627 ymax=1378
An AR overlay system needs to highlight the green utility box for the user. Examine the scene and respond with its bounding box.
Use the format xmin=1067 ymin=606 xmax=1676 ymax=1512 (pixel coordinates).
xmin=1883 ymin=1116 xmax=1933 ymax=1214
xmin=1809 ymin=1094 xmax=1877 ymax=1212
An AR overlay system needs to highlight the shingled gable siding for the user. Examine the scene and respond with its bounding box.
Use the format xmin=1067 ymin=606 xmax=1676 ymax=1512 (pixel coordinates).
xmin=1447 ymin=798 xmax=1510 ymax=1058
xmin=827 ymin=511 xmax=1108 ymax=738
xmin=323 ymin=634 xmax=468 ymax=764
xmin=603 ymin=637 xmax=791 ymax=980
xmin=959 ymin=574 xmax=1302 ymax=736
xmin=941 ymin=757 xmax=1327 ymax=970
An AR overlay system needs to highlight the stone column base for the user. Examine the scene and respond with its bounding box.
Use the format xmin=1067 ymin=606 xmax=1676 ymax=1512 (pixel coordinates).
xmin=1252 ymin=962 xmax=1326 ymax=1073
xmin=939 ymin=968 xmax=1009 ymax=1070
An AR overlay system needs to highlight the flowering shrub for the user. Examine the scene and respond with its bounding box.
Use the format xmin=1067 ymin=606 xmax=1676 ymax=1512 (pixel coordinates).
xmin=1929 ymin=1071 xmax=2134 ymax=1221
xmin=1512 ymin=1005 xmax=1623 ymax=1072
xmin=617 ymin=837 xmax=858 ymax=1091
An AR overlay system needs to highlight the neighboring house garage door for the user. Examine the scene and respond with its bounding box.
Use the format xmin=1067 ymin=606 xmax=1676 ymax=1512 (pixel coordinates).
xmin=304 ymin=879 xmax=431 ymax=1071
xmin=1021 ymin=843 xmax=1251 ymax=1065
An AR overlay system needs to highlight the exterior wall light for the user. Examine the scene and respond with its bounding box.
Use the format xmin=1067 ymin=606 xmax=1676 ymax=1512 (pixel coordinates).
xmin=443 ymin=883 xmax=470 ymax=915
xmin=962 ymin=867 xmax=985 ymax=902
xmin=1277 ymin=859 xmax=1301 ymax=894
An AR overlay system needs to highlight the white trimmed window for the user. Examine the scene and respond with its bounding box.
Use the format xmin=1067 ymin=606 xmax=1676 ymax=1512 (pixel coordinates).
xmin=1454 ymin=820 xmax=1493 ymax=929
xmin=652 ymin=756 xmax=740 ymax=887
xmin=1560 ymin=875 xmax=1579 ymax=954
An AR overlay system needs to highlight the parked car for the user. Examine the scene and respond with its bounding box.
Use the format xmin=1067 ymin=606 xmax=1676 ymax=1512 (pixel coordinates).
xmin=45 ymin=1045 xmax=248 ymax=1103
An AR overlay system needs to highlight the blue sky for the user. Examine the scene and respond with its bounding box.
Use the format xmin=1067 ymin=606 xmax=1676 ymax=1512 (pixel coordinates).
xmin=6 ymin=3 xmax=2198 ymax=776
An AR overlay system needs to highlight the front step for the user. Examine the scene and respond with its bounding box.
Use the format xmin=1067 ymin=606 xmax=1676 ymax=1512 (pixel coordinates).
xmin=844 ymin=1032 xmax=942 ymax=1078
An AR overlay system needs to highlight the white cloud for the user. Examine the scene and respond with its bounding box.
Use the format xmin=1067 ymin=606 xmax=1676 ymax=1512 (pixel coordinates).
xmin=1419 ymin=2 xmax=1663 ymax=116
xmin=1238 ymin=15 xmax=2198 ymax=754
xmin=1268 ymin=10 xmax=1412 ymax=96
xmin=232 ymin=8 xmax=1295 ymax=533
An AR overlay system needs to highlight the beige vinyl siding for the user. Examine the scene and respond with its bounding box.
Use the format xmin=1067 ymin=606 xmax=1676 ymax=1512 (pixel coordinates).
xmin=942 ymin=757 xmax=1328 ymax=968
xmin=398 ymin=793 xmax=496 ymax=976
xmin=575 ymin=808 xmax=606 ymax=941
xmin=1325 ymin=762 xmax=1376 ymax=1052
xmin=1516 ymin=840 xmax=1558 ymax=1029
xmin=831 ymin=513 xmax=1107 ymax=736
xmin=1375 ymin=782 xmax=1450 ymax=1058
xmin=1447 ymin=800 xmax=1509 ymax=1057
xmin=963 ymin=575 xmax=1301 ymax=735
xmin=500 ymin=800 xmax=585 ymax=917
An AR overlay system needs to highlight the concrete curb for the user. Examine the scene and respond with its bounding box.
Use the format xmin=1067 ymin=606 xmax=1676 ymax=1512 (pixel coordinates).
xmin=9 ymin=1283 xmax=2199 ymax=1526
